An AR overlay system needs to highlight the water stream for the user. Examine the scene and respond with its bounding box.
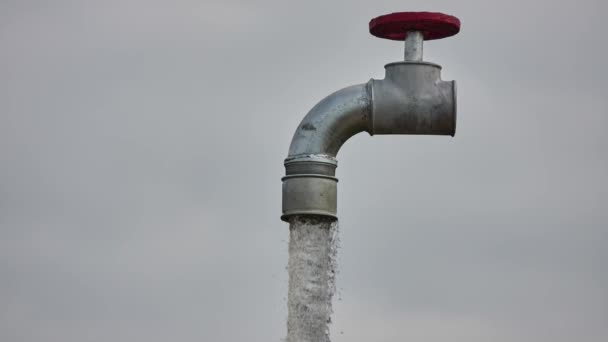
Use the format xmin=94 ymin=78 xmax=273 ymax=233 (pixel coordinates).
xmin=287 ymin=216 xmax=339 ymax=342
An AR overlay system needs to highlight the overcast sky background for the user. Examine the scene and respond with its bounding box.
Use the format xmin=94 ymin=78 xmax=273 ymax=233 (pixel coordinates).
xmin=1 ymin=0 xmax=607 ymax=341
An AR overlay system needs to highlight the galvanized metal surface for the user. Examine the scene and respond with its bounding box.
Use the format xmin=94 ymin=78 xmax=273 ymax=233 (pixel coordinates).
xmin=404 ymin=31 xmax=423 ymax=61
xmin=282 ymin=154 xmax=338 ymax=220
xmin=281 ymin=60 xmax=456 ymax=221
xmin=282 ymin=174 xmax=338 ymax=221
xmin=371 ymin=61 xmax=456 ymax=136
xmin=287 ymin=84 xmax=372 ymax=158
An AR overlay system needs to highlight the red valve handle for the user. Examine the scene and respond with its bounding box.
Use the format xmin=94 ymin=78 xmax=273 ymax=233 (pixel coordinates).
xmin=369 ymin=12 xmax=460 ymax=41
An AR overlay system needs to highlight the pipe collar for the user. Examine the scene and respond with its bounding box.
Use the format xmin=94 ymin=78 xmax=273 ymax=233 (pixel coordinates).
xmin=282 ymin=155 xmax=338 ymax=221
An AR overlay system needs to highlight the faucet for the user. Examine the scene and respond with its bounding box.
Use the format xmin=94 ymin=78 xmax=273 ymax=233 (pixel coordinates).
xmin=282 ymin=12 xmax=461 ymax=221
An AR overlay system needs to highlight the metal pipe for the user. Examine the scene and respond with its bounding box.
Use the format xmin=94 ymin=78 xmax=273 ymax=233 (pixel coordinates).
xmin=282 ymin=61 xmax=456 ymax=221
xmin=287 ymin=84 xmax=372 ymax=158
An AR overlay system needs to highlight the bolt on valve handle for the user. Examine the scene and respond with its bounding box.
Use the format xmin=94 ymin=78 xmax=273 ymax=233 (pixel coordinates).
xmin=369 ymin=12 xmax=461 ymax=61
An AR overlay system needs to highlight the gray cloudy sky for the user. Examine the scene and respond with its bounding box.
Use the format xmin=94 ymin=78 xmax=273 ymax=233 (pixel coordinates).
xmin=1 ymin=0 xmax=607 ymax=341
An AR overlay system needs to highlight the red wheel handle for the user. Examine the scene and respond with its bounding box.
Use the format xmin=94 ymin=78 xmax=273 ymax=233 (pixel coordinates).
xmin=369 ymin=12 xmax=460 ymax=41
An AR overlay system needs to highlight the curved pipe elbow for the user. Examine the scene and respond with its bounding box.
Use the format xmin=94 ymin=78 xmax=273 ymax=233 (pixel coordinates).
xmin=287 ymin=83 xmax=372 ymax=159
xmin=282 ymin=84 xmax=371 ymax=222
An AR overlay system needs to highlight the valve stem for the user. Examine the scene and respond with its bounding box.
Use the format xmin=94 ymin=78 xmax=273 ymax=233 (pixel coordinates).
xmin=404 ymin=31 xmax=423 ymax=61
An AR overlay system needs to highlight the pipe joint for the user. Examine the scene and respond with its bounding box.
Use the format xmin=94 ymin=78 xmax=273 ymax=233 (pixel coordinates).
xmin=371 ymin=61 xmax=456 ymax=136
xmin=282 ymin=155 xmax=338 ymax=221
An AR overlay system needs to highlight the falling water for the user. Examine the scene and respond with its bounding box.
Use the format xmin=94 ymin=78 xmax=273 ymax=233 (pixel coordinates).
xmin=287 ymin=216 xmax=339 ymax=342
